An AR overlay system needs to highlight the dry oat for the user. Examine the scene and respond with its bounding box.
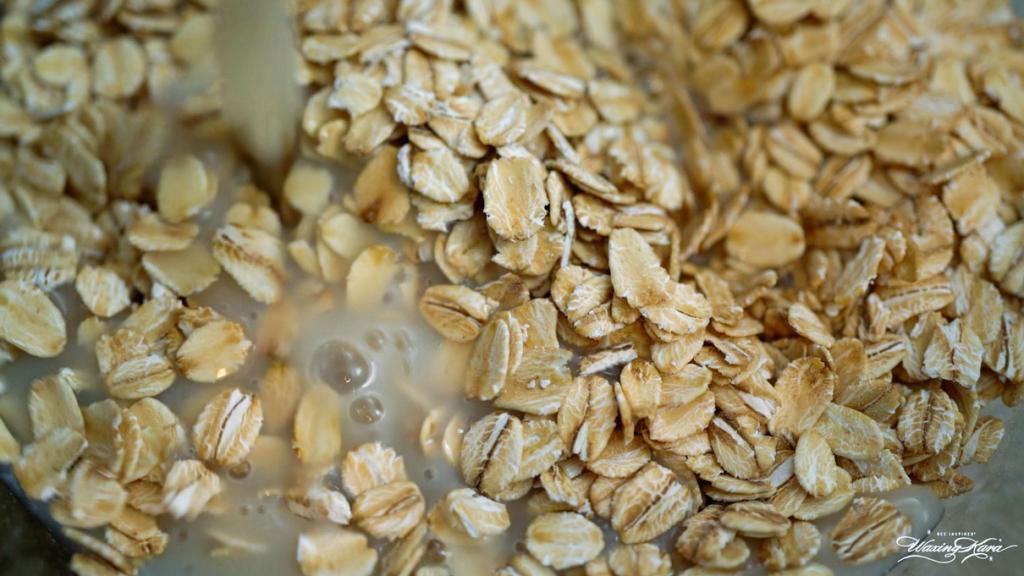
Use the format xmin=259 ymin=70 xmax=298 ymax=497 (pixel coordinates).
xmin=558 ymin=375 xmax=617 ymax=462
xmin=526 ymin=512 xmax=604 ymax=570
xmin=476 ymin=92 xmax=529 ymax=146
xmin=897 ymin=388 xmax=956 ymax=456
xmin=787 ymin=303 xmax=834 ymax=348
xmin=608 ymin=228 xmax=670 ymax=309
xmin=962 ymin=416 xmax=1004 ymax=465
xmin=410 ymin=145 xmax=470 ymax=203
xmin=795 ymin=430 xmax=839 ymax=498
xmin=606 ymin=543 xmax=672 ymax=576
xmin=610 ymin=462 xmax=696 ymax=544
xmin=813 ymin=403 xmax=883 ymax=460
xmin=726 ymin=211 xmax=806 ymax=268
xmin=93 ymin=37 xmax=146 ymax=99
xmin=675 ymin=505 xmax=749 ymax=570
xmin=720 ymin=501 xmax=790 ymax=538
xmin=831 ymin=497 xmax=911 ymax=565
xmin=483 ymin=156 xmax=548 ymax=241
xmin=769 ymin=358 xmax=835 ymax=443
xmin=760 ymin=521 xmax=821 ymax=571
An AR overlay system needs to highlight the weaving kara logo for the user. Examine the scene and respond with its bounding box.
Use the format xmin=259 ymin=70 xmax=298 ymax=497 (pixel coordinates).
xmin=896 ymin=531 xmax=1018 ymax=564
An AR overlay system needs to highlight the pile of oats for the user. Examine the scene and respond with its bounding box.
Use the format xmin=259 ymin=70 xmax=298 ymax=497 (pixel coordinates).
xmin=2 ymin=0 xmax=1024 ymax=574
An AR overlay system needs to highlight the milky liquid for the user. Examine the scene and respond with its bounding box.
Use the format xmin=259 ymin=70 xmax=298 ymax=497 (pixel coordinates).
xmin=0 ymin=266 xmax=966 ymax=576
xmin=0 ymin=148 xmax=1018 ymax=576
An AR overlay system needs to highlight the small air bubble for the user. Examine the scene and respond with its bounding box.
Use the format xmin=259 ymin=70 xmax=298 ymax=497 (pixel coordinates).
xmin=393 ymin=330 xmax=412 ymax=353
xmin=424 ymin=539 xmax=447 ymax=564
xmin=310 ymin=339 xmax=371 ymax=393
xmin=366 ymin=329 xmax=386 ymax=351
xmin=350 ymin=394 xmax=384 ymax=424
xmin=228 ymin=461 xmax=251 ymax=480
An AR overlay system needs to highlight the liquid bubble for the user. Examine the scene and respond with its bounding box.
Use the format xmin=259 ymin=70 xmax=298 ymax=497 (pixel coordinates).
xmin=350 ymin=394 xmax=384 ymax=424
xmin=365 ymin=329 xmax=386 ymax=351
xmin=310 ymin=340 xmax=371 ymax=393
